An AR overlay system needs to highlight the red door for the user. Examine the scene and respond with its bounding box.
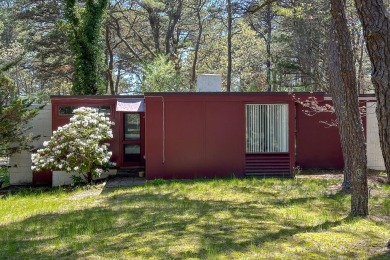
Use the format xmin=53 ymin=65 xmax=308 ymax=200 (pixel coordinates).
xmin=121 ymin=112 xmax=145 ymax=167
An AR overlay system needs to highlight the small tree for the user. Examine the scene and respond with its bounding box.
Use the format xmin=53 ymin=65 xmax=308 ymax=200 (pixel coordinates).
xmin=0 ymin=42 xmax=41 ymax=157
xmin=0 ymin=77 xmax=41 ymax=157
xmin=141 ymin=55 xmax=186 ymax=92
xmin=32 ymin=107 xmax=114 ymax=184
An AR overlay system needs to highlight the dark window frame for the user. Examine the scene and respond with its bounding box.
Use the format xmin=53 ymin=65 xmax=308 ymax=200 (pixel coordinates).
xmin=58 ymin=106 xmax=111 ymax=116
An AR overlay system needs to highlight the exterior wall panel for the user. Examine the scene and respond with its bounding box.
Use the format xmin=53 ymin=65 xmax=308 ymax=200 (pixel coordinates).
xmin=295 ymin=99 xmax=371 ymax=170
xmin=295 ymin=101 xmax=344 ymax=169
xmin=366 ymin=102 xmax=385 ymax=170
xmin=145 ymin=93 xmax=302 ymax=179
xmin=9 ymin=105 xmax=52 ymax=185
xmin=145 ymin=97 xmax=246 ymax=179
xmin=204 ymin=101 xmax=245 ymax=178
xmin=164 ymin=101 xmax=205 ymax=178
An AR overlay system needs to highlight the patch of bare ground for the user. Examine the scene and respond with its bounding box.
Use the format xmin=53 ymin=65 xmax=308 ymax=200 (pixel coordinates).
xmin=297 ymin=171 xmax=344 ymax=192
xmin=369 ymin=214 xmax=390 ymax=228
xmin=297 ymin=170 xmax=343 ymax=179
xmin=298 ymin=170 xmax=388 ymax=185
xmin=68 ymin=184 xmax=104 ymax=200
xmin=298 ymin=170 xmax=390 ymax=197
xmin=367 ymin=170 xmax=389 ymax=185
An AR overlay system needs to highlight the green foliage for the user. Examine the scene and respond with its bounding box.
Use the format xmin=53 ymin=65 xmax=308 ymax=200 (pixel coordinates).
xmin=0 ymin=0 xmax=375 ymax=95
xmin=0 ymin=26 xmax=41 ymax=157
xmin=10 ymin=0 xmax=73 ymax=98
xmin=70 ymin=174 xmax=84 ymax=186
xmin=0 ymin=71 xmax=41 ymax=157
xmin=141 ymin=55 xmax=187 ymax=92
xmin=64 ymin=0 xmax=109 ymax=95
xmin=0 ymin=167 xmax=9 ymax=187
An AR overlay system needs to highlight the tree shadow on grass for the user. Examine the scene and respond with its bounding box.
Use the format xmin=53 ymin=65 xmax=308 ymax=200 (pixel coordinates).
xmin=0 ymin=189 xmax=360 ymax=259
xmin=269 ymin=190 xmax=349 ymax=215
xmin=368 ymin=250 xmax=390 ymax=260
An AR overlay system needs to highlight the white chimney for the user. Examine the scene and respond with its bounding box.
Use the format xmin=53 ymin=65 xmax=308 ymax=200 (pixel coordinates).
xmin=197 ymin=74 xmax=222 ymax=92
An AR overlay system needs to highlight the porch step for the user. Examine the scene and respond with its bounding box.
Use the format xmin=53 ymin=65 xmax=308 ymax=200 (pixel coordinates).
xmin=117 ymin=167 xmax=145 ymax=177
xmin=105 ymin=176 xmax=146 ymax=188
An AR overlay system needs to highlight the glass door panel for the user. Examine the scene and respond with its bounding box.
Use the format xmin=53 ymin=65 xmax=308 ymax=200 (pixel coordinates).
xmin=123 ymin=144 xmax=141 ymax=162
xmin=124 ymin=114 xmax=140 ymax=140
xmin=121 ymin=112 xmax=144 ymax=167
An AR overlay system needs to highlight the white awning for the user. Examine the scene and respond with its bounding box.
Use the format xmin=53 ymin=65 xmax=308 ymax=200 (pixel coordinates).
xmin=116 ymin=98 xmax=145 ymax=112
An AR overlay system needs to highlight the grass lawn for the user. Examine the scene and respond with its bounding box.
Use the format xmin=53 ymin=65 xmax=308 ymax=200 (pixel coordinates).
xmin=0 ymin=174 xmax=389 ymax=259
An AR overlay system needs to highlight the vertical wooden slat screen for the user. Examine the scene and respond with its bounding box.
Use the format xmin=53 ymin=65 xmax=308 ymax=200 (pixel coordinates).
xmin=246 ymin=104 xmax=288 ymax=153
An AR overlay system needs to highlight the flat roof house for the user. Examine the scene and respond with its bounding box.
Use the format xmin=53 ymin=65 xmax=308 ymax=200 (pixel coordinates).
xmin=9 ymin=90 xmax=381 ymax=186
xmin=10 ymin=75 xmax=384 ymax=186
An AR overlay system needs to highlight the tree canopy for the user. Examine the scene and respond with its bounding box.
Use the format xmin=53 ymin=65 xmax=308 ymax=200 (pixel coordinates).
xmin=0 ymin=0 xmax=374 ymax=96
xmin=0 ymin=41 xmax=40 ymax=157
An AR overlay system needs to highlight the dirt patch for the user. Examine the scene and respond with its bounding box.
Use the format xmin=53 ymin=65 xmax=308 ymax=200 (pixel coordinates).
xmin=370 ymin=176 xmax=389 ymax=184
xmin=297 ymin=170 xmax=389 ymax=186
xmin=297 ymin=171 xmax=344 ymax=184
xmin=68 ymin=188 xmax=103 ymax=200
xmin=298 ymin=173 xmax=343 ymax=180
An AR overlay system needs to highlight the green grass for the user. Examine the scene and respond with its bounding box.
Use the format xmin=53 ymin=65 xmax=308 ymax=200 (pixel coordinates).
xmin=0 ymin=176 xmax=389 ymax=259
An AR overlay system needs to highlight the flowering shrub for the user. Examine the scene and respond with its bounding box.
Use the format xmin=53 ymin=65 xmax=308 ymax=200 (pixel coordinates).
xmin=31 ymin=107 xmax=114 ymax=183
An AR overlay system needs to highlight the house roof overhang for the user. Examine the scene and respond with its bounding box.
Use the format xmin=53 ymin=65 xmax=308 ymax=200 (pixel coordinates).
xmin=116 ymin=98 xmax=145 ymax=112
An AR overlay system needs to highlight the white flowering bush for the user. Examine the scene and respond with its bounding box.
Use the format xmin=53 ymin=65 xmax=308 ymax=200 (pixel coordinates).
xmin=31 ymin=107 xmax=114 ymax=184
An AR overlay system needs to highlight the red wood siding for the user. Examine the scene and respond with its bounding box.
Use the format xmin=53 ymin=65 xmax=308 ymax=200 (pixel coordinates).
xmin=245 ymin=153 xmax=290 ymax=176
xmin=33 ymin=169 xmax=52 ymax=185
xmin=295 ymin=99 xmax=371 ymax=170
xmin=51 ymin=96 xmax=143 ymax=169
xmin=145 ymin=96 xmax=246 ymax=179
xmin=48 ymin=93 xmax=373 ymax=181
xmin=144 ymin=93 xmax=306 ymax=179
xmin=295 ymin=101 xmax=344 ymax=169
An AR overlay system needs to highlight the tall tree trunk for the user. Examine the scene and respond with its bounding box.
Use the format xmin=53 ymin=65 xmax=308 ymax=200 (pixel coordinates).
xmin=357 ymin=41 xmax=364 ymax=94
xmin=226 ymin=0 xmax=232 ymax=92
xmin=115 ymin=61 xmax=122 ymax=94
xmin=266 ymin=3 xmax=272 ymax=91
xmin=144 ymin=6 xmax=161 ymax=53
xmin=190 ymin=1 xmax=204 ymax=90
xmin=165 ymin=0 xmax=183 ymax=57
xmin=105 ymin=24 xmax=115 ymax=95
xmin=354 ymin=0 xmax=390 ymax=183
xmin=330 ymin=0 xmax=368 ymax=216
xmin=328 ymin=27 xmax=352 ymax=191
xmin=87 ymin=172 xmax=92 ymax=184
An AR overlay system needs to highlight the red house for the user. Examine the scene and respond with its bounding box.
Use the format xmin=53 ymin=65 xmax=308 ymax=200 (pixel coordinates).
xmin=47 ymin=92 xmax=373 ymax=183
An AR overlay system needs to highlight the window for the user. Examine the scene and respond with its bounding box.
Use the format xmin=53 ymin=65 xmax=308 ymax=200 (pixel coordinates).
xmin=58 ymin=106 xmax=76 ymax=115
xmin=59 ymin=106 xmax=111 ymax=115
xmin=124 ymin=114 xmax=140 ymax=140
xmin=246 ymin=104 xmax=288 ymax=153
xmin=123 ymin=144 xmax=141 ymax=162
